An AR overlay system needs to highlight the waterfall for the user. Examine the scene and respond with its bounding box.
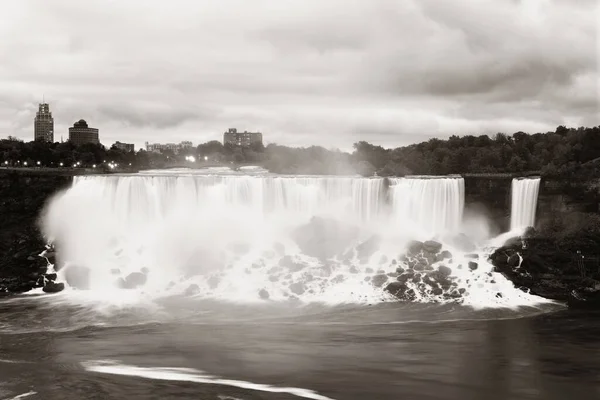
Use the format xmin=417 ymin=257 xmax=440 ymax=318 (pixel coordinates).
xmin=388 ymin=176 xmax=465 ymax=236
xmin=39 ymin=171 xmax=547 ymax=307
xmin=510 ymin=177 xmax=541 ymax=231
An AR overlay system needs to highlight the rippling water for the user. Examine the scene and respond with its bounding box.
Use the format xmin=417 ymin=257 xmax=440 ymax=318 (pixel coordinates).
xmin=1 ymin=296 xmax=598 ymax=400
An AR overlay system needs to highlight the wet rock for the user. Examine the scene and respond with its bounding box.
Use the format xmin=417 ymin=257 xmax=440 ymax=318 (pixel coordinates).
xmin=465 ymin=253 xmax=479 ymax=259
xmin=432 ymin=287 xmax=443 ymax=296
xmin=365 ymin=267 xmax=374 ymax=274
xmin=391 ymin=259 xmax=397 ymax=265
xmin=440 ymin=250 xmax=452 ymax=260
xmin=120 ymin=272 xmax=147 ymax=289
xmin=44 ymin=273 xmax=57 ymax=281
xmin=396 ymin=267 xmax=405 ymax=274
xmin=379 ymin=255 xmax=389 ymax=265
xmin=468 ymin=261 xmax=478 ymax=271
xmin=387 ymin=272 xmax=399 ymax=278
xmin=406 ymin=240 xmax=424 ymax=255
xmin=349 ymin=266 xmax=359 ymax=274
xmin=141 ymin=267 xmax=149 ymax=274
xmin=412 ymin=274 xmax=422 ymax=283
xmin=110 ymin=269 xmax=120 ymax=275
xmin=259 ymin=288 xmax=270 ymax=300
xmin=184 ymin=284 xmax=200 ymax=296
xmin=42 ymin=281 xmax=64 ymax=293
xmin=371 ymin=274 xmax=388 ymax=288
xmin=364 ymin=276 xmax=371 ymax=282
xmin=289 ymin=282 xmax=306 ymax=295
xmin=423 ymin=240 xmax=442 ymax=254
xmin=508 ymin=254 xmax=520 ymax=267
xmin=438 ymin=265 xmax=452 ymax=277
xmin=384 ymin=282 xmax=416 ymax=301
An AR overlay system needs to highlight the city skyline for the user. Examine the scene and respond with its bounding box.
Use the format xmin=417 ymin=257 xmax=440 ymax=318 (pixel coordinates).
xmin=1 ymin=0 xmax=598 ymax=151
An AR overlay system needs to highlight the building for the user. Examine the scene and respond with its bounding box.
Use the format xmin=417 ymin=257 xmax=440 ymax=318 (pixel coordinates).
xmin=113 ymin=141 xmax=135 ymax=152
xmin=68 ymin=119 xmax=99 ymax=146
xmin=34 ymin=103 xmax=54 ymax=142
xmin=145 ymin=141 xmax=193 ymax=154
xmin=223 ymin=128 xmax=263 ymax=147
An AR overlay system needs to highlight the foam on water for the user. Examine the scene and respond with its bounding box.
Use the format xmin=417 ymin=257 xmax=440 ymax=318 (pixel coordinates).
xmin=82 ymin=360 xmax=336 ymax=400
xmin=40 ymin=173 xmax=548 ymax=309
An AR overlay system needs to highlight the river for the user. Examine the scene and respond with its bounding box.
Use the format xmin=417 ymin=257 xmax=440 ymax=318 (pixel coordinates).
xmin=1 ymin=296 xmax=598 ymax=400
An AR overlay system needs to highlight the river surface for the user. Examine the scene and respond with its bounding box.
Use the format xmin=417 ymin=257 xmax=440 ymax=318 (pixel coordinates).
xmin=1 ymin=296 xmax=599 ymax=400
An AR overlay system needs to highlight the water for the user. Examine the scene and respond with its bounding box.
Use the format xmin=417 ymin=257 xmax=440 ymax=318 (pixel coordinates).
xmin=6 ymin=171 xmax=585 ymax=399
xmin=40 ymin=173 xmax=544 ymax=307
xmin=510 ymin=178 xmax=541 ymax=231
xmin=1 ymin=297 xmax=599 ymax=400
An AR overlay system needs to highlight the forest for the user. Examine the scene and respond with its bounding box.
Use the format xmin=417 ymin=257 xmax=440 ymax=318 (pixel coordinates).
xmin=1 ymin=125 xmax=599 ymax=178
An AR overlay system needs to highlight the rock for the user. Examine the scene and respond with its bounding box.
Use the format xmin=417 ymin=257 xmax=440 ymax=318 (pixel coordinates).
xmin=465 ymin=253 xmax=479 ymax=259
xmin=503 ymin=236 xmax=522 ymax=248
xmin=432 ymin=287 xmax=443 ymax=296
xmin=406 ymin=240 xmax=424 ymax=255
xmin=522 ymin=227 xmax=537 ymax=239
xmin=289 ymin=282 xmax=306 ymax=295
xmin=468 ymin=262 xmax=478 ymax=271
xmin=43 ymin=282 xmax=65 ymax=293
xmin=349 ymin=266 xmax=359 ymax=274
xmin=396 ymin=267 xmax=405 ymax=274
xmin=440 ymin=250 xmax=452 ymax=259
xmin=371 ymin=274 xmax=388 ymax=288
xmin=508 ymin=254 xmax=521 ymax=267
xmin=184 ymin=284 xmax=200 ymax=296
xmin=379 ymin=255 xmax=388 ymax=265
xmin=384 ymin=282 xmax=415 ymax=301
xmin=110 ymin=269 xmax=121 ymax=275
xmin=438 ymin=265 xmax=452 ymax=277
xmin=120 ymin=272 xmax=147 ymax=289
xmin=423 ymin=240 xmax=442 ymax=254
xmin=44 ymin=273 xmax=57 ymax=281
xmin=259 ymin=288 xmax=270 ymax=300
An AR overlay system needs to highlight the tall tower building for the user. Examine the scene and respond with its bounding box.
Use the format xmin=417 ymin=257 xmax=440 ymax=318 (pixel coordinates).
xmin=34 ymin=103 xmax=54 ymax=142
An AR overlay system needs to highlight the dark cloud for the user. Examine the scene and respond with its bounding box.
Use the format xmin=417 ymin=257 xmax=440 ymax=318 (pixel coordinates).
xmin=0 ymin=0 xmax=597 ymax=149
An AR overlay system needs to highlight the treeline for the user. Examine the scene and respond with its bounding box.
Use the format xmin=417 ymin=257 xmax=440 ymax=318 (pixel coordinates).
xmin=1 ymin=125 xmax=599 ymax=177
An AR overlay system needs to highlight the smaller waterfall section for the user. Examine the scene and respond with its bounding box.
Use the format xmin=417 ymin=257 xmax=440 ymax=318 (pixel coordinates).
xmin=389 ymin=176 xmax=465 ymax=237
xmin=510 ymin=177 xmax=541 ymax=231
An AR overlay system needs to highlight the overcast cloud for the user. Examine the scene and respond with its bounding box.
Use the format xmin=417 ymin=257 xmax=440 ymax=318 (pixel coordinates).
xmin=0 ymin=0 xmax=598 ymax=150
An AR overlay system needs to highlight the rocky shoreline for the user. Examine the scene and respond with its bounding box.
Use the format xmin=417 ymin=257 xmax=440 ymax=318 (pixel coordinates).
xmin=489 ymin=229 xmax=600 ymax=308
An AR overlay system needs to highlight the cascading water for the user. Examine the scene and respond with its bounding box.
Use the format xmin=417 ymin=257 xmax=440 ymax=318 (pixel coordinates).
xmin=510 ymin=177 xmax=541 ymax=232
xmin=389 ymin=176 xmax=465 ymax=237
xmin=40 ymin=172 xmax=548 ymax=308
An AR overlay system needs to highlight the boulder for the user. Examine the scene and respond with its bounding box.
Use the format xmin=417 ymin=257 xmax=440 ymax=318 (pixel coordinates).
xmin=259 ymin=288 xmax=270 ymax=300
xmin=423 ymin=240 xmax=442 ymax=254
xmin=372 ymin=274 xmax=388 ymax=288
xmin=289 ymin=282 xmax=306 ymax=295
xmin=406 ymin=240 xmax=424 ymax=255
xmin=384 ymin=282 xmax=416 ymax=301
xmin=43 ymin=282 xmax=65 ymax=293
xmin=119 ymin=272 xmax=147 ymax=289
xmin=438 ymin=265 xmax=452 ymax=277
xmin=468 ymin=261 xmax=478 ymax=271
xmin=465 ymin=253 xmax=479 ymax=259
xmin=184 ymin=284 xmax=200 ymax=296
xmin=507 ymin=253 xmax=520 ymax=267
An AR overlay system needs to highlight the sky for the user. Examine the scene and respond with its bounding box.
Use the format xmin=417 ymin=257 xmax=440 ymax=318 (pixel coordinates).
xmin=0 ymin=0 xmax=598 ymax=151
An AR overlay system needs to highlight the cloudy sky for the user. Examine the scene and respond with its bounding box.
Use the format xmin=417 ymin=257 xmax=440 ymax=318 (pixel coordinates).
xmin=0 ymin=0 xmax=598 ymax=150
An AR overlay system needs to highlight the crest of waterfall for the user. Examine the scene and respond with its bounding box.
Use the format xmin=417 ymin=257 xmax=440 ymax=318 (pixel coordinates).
xmin=388 ymin=177 xmax=465 ymax=237
xmin=510 ymin=177 xmax=541 ymax=231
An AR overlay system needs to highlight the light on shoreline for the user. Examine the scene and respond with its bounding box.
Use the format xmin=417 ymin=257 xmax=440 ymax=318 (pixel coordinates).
xmin=23 ymin=161 xmax=28 ymax=166
xmin=37 ymin=161 xmax=41 ymax=165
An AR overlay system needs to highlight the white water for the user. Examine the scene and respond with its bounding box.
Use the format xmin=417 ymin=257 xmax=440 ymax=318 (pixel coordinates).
xmin=510 ymin=178 xmax=541 ymax=232
xmin=40 ymin=173 xmax=549 ymax=308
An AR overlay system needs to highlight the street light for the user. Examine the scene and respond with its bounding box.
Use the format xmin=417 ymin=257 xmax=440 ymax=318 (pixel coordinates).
xmin=23 ymin=161 xmax=28 ymax=166
xmin=204 ymin=156 xmax=208 ymax=161
xmin=37 ymin=161 xmax=41 ymax=166
xmin=59 ymin=162 xmax=63 ymax=167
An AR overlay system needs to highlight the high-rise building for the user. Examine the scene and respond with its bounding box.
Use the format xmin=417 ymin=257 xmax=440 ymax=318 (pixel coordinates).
xmin=223 ymin=128 xmax=263 ymax=147
xmin=113 ymin=141 xmax=135 ymax=152
xmin=68 ymin=119 xmax=99 ymax=146
xmin=34 ymin=103 xmax=54 ymax=142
